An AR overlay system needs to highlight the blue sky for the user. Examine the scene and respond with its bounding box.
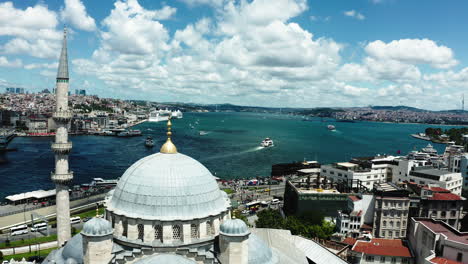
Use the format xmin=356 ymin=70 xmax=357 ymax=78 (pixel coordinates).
xmin=0 ymin=0 xmax=467 ymax=109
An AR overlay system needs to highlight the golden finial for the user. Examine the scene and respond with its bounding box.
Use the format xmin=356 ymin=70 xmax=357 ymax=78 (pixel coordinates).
xmin=160 ymin=116 xmax=178 ymax=154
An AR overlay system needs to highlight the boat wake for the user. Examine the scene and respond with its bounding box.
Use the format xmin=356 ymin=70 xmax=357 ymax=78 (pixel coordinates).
xmin=201 ymin=146 xmax=265 ymax=162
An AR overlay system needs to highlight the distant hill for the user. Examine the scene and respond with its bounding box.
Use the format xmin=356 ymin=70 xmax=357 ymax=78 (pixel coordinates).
xmin=370 ymin=105 xmax=426 ymax=112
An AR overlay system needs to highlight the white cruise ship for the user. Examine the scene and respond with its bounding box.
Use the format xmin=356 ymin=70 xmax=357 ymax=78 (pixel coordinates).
xmin=148 ymin=109 xmax=183 ymax=122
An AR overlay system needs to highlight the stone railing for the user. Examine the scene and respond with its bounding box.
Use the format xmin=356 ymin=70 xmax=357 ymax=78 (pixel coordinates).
xmin=51 ymin=171 xmax=74 ymax=183
xmin=51 ymin=142 xmax=72 ymax=154
xmin=52 ymin=110 xmax=73 ymax=121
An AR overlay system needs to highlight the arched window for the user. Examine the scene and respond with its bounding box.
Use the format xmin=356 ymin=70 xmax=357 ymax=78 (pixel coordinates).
xmin=138 ymin=224 xmax=144 ymax=240
xmin=173 ymin=224 xmax=182 ymax=241
xmin=191 ymin=223 xmax=199 ymax=239
xmin=383 ymin=220 xmax=387 ymax=227
xmin=154 ymin=224 xmax=162 ymax=242
xmin=122 ymin=220 xmax=128 ymax=237
xmin=389 ymin=221 xmax=394 ymax=227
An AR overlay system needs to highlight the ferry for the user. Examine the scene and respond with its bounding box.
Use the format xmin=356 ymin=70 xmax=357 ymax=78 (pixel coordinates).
xmin=421 ymin=143 xmax=437 ymax=154
xmin=117 ymin=130 xmax=142 ymax=137
xmin=145 ymin=136 xmax=154 ymax=147
xmin=327 ymin=125 xmax=336 ymax=131
xmin=261 ymin=138 xmax=274 ymax=148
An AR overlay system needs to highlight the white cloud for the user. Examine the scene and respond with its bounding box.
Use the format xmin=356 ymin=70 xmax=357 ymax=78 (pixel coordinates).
xmin=365 ymin=39 xmax=458 ymax=69
xmin=60 ymin=0 xmax=96 ymax=31
xmin=0 ymin=1 xmax=61 ymax=59
xmin=24 ymin=62 xmax=58 ymax=70
xmin=0 ymin=56 xmax=22 ymax=68
xmin=344 ymin=10 xmax=365 ymax=20
xmin=98 ymin=0 xmax=173 ymax=56
xmin=179 ymin=0 xmax=225 ymax=7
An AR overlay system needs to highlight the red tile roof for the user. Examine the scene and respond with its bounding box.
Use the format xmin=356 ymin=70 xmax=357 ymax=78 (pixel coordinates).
xmin=423 ymin=186 xmax=450 ymax=193
xmin=428 ymin=192 xmax=462 ymax=201
xmin=352 ymin=239 xmax=412 ymax=257
xmin=343 ymin=237 xmax=357 ymax=246
xmin=429 ymin=257 xmax=462 ymax=264
xmin=349 ymin=195 xmax=360 ymax=201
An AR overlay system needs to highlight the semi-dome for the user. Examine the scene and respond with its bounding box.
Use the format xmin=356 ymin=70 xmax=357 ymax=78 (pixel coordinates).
xmin=220 ymin=219 xmax=250 ymax=236
xmin=248 ymin=234 xmax=279 ymax=264
xmin=108 ymin=152 xmax=229 ymax=221
xmin=134 ymin=254 xmax=196 ymax=264
xmin=82 ymin=217 xmax=113 ymax=237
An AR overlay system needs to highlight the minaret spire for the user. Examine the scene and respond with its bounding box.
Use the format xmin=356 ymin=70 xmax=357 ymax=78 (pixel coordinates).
xmin=51 ymin=26 xmax=73 ymax=247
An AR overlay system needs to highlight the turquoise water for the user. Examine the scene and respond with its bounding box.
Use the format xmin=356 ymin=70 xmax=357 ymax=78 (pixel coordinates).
xmin=0 ymin=112 xmax=453 ymax=198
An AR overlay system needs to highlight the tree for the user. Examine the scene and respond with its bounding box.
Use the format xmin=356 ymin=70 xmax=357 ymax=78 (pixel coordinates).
xmin=255 ymin=209 xmax=284 ymax=229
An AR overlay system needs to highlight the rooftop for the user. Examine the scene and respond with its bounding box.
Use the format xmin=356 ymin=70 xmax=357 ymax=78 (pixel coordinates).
xmin=429 ymin=257 xmax=463 ymax=264
xmin=352 ymin=238 xmax=412 ymax=257
xmin=416 ymin=218 xmax=468 ymax=244
xmin=342 ymin=237 xmax=357 ymax=246
xmin=349 ymin=195 xmax=361 ymax=201
xmin=423 ymin=186 xmax=451 ymax=192
xmin=427 ymin=192 xmax=462 ymax=201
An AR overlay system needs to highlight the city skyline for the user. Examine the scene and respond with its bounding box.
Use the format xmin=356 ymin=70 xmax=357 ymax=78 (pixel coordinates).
xmin=0 ymin=0 xmax=468 ymax=110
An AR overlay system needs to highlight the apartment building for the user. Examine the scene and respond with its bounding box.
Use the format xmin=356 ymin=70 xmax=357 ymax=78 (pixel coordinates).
xmin=409 ymin=218 xmax=468 ymax=264
xmin=337 ymin=194 xmax=375 ymax=238
xmin=373 ymin=183 xmax=410 ymax=239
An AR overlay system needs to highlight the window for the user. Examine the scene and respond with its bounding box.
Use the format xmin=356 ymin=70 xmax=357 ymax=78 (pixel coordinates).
xmin=138 ymin=224 xmax=144 ymax=240
xmin=380 ymin=256 xmax=385 ymax=263
xmin=381 ymin=231 xmax=386 ymax=237
xmin=383 ymin=211 xmax=388 ymax=217
xmin=330 ymin=171 xmax=335 ymax=175
xmin=383 ymin=221 xmax=387 ymax=227
xmin=365 ymin=255 xmax=374 ymax=262
xmin=367 ymin=176 xmax=371 ymax=179
xmin=441 ymin=211 xmax=446 ymax=217
xmin=451 ymin=211 xmax=457 ymax=217
xmin=402 ymin=221 xmax=406 ymax=227
xmin=396 ymin=231 xmax=400 ymax=237
xmin=122 ymin=220 xmax=128 ymax=237
xmin=457 ymin=253 xmax=463 ymax=262
xmin=191 ymin=223 xmax=199 ymax=239
xmin=389 ymin=221 xmax=394 ymax=227
xmin=391 ymin=257 xmax=396 ymax=263
xmin=397 ymin=221 xmax=400 ymax=227
xmin=173 ymin=224 xmax=182 ymax=240
xmin=322 ymin=169 xmax=327 ymax=173
xmin=154 ymin=224 xmax=162 ymax=242
xmin=338 ymin=173 xmax=343 ymax=177
xmin=206 ymin=221 xmax=215 ymax=235
xmin=401 ymin=230 xmax=405 ymax=236
xmin=374 ymin=175 xmax=378 ymax=178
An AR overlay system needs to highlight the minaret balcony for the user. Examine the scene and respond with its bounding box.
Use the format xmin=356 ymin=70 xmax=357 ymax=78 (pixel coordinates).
xmin=52 ymin=111 xmax=73 ymax=122
xmin=51 ymin=171 xmax=74 ymax=183
xmin=51 ymin=142 xmax=72 ymax=154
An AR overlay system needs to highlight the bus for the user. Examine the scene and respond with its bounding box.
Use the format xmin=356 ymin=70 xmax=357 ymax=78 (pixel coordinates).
xmin=10 ymin=225 xmax=28 ymax=236
xmin=70 ymin=216 xmax=81 ymax=225
xmin=31 ymin=222 xmax=48 ymax=232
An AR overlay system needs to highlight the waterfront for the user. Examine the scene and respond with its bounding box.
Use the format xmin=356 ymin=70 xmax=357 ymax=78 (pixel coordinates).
xmin=0 ymin=112 xmax=454 ymax=199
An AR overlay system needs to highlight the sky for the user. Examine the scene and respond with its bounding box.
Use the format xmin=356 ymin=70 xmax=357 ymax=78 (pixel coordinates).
xmin=0 ymin=0 xmax=467 ymax=110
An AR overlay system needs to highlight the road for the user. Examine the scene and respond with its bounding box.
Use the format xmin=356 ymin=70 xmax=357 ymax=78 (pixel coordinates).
xmin=0 ymin=222 xmax=84 ymax=244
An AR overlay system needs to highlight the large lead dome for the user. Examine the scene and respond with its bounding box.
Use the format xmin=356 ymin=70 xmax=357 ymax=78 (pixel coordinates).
xmin=107 ymin=152 xmax=229 ymax=221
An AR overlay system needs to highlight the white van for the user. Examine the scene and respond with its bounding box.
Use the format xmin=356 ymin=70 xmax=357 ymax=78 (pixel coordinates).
xmin=271 ymin=199 xmax=280 ymax=205
xmin=70 ymin=216 xmax=81 ymax=225
xmin=31 ymin=222 xmax=48 ymax=232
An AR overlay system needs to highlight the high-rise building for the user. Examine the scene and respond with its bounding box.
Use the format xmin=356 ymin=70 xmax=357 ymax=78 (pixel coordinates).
xmin=50 ymin=27 xmax=74 ymax=247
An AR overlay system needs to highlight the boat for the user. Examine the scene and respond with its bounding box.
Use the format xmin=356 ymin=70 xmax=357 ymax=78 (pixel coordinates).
xmin=117 ymin=130 xmax=142 ymax=137
xmin=148 ymin=109 xmax=183 ymax=122
xmin=145 ymin=136 xmax=154 ymax=147
xmin=327 ymin=125 xmax=336 ymax=131
xmin=411 ymin=133 xmax=431 ymax=141
xmin=421 ymin=143 xmax=437 ymax=154
xmin=199 ymin=131 xmax=209 ymax=136
xmin=261 ymin=138 xmax=274 ymax=148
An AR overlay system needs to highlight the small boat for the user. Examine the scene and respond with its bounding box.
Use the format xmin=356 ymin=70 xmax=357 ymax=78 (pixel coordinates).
xmin=118 ymin=130 xmax=142 ymax=137
xmin=327 ymin=125 xmax=336 ymax=131
xmin=199 ymin=131 xmax=209 ymax=136
xmin=261 ymin=138 xmax=274 ymax=148
xmin=145 ymin=136 xmax=154 ymax=147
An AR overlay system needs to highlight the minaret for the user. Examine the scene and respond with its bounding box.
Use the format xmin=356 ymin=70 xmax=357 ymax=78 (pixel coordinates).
xmin=51 ymin=27 xmax=73 ymax=247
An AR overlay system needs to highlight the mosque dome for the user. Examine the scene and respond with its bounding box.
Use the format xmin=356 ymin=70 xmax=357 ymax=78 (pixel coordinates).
xmin=220 ymin=219 xmax=250 ymax=236
xmin=107 ymin=152 xmax=229 ymax=221
xmin=82 ymin=217 xmax=113 ymax=237
xmin=134 ymin=254 xmax=196 ymax=264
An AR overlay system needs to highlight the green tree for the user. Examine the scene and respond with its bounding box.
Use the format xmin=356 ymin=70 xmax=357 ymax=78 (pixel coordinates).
xmin=255 ymin=209 xmax=283 ymax=229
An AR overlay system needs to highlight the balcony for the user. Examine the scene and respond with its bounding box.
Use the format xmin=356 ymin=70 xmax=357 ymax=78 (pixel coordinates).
xmin=51 ymin=171 xmax=74 ymax=183
xmin=52 ymin=111 xmax=73 ymax=122
xmin=51 ymin=142 xmax=72 ymax=154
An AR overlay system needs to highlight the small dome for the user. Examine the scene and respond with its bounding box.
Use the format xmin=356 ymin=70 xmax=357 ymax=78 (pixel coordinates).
xmin=248 ymin=234 xmax=279 ymax=264
xmin=220 ymin=219 xmax=250 ymax=236
xmin=62 ymin=234 xmax=83 ymax=263
xmin=108 ymin=152 xmax=229 ymax=221
xmin=82 ymin=217 xmax=113 ymax=237
xmin=134 ymin=254 xmax=196 ymax=264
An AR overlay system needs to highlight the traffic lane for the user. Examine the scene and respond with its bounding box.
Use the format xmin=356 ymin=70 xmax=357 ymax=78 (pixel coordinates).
xmin=0 ymin=222 xmax=84 ymax=244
